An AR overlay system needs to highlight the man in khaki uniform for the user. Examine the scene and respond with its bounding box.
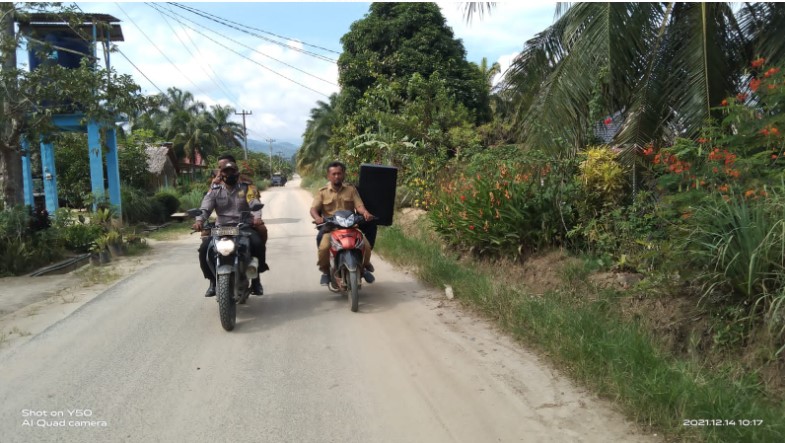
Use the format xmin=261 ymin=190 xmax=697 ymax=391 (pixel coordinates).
xmin=310 ymin=161 xmax=375 ymax=285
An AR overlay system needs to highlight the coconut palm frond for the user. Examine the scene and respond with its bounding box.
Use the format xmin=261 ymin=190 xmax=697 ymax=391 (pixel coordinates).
xmin=738 ymin=2 xmax=785 ymax=63
xmin=460 ymin=2 xmax=495 ymax=23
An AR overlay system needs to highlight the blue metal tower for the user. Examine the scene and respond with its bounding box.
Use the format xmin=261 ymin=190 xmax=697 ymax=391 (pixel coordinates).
xmin=17 ymin=13 xmax=125 ymax=215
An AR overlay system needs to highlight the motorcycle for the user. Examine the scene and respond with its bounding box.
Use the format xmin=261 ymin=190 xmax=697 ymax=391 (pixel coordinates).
xmin=188 ymin=204 xmax=263 ymax=331
xmin=316 ymin=209 xmax=374 ymax=312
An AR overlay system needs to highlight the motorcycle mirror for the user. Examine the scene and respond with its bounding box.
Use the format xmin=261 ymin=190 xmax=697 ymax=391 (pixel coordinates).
xmin=249 ymin=203 xmax=264 ymax=211
xmin=186 ymin=208 xmax=202 ymax=217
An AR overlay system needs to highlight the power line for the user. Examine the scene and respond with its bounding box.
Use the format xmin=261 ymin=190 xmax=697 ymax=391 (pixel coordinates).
xmin=148 ymin=2 xmax=240 ymax=103
xmin=116 ymin=49 xmax=165 ymax=95
xmin=152 ymin=2 xmax=337 ymax=87
xmin=115 ymin=2 xmax=212 ymax=99
xmin=140 ymin=6 xmax=330 ymax=98
xmin=169 ymin=2 xmax=340 ymax=61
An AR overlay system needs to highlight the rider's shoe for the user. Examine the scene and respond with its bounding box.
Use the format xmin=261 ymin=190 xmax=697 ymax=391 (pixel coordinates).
xmin=250 ymin=278 xmax=264 ymax=296
xmin=320 ymin=273 xmax=329 ymax=286
xmin=363 ymin=270 xmax=375 ymax=284
xmin=205 ymin=280 xmax=216 ymax=297
xmin=365 ymin=263 xmax=375 ymax=272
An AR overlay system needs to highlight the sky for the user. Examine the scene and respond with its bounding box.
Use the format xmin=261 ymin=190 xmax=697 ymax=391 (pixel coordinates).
xmin=28 ymin=2 xmax=558 ymax=146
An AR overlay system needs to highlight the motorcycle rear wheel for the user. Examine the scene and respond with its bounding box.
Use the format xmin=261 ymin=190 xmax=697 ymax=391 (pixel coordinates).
xmin=217 ymin=274 xmax=237 ymax=331
xmin=348 ymin=270 xmax=359 ymax=312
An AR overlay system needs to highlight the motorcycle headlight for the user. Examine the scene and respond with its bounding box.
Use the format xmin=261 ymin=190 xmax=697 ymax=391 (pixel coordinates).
xmin=334 ymin=213 xmax=353 ymax=227
xmin=216 ymin=238 xmax=235 ymax=256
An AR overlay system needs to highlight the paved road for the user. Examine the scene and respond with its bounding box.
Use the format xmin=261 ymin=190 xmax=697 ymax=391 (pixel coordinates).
xmin=0 ymin=178 xmax=659 ymax=443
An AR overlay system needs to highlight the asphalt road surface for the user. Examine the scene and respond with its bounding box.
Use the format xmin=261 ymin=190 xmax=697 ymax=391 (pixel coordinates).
xmin=0 ymin=177 xmax=660 ymax=443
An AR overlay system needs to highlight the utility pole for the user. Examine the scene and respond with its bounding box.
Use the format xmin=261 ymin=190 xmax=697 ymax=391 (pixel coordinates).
xmin=235 ymin=110 xmax=252 ymax=160
xmin=265 ymin=138 xmax=276 ymax=179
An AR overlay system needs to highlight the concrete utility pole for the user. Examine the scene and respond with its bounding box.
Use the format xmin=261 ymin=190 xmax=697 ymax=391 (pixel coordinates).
xmin=235 ymin=110 xmax=252 ymax=160
xmin=265 ymin=138 xmax=276 ymax=179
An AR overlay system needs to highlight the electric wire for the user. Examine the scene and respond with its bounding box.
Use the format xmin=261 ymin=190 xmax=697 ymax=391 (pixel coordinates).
xmin=141 ymin=6 xmax=331 ymax=98
xmin=67 ymin=4 xmax=167 ymax=96
xmin=151 ymin=2 xmax=337 ymax=87
xmin=169 ymin=2 xmax=340 ymax=62
xmin=146 ymin=2 xmax=240 ymax=103
xmin=115 ymin=2 xmax=213 ymax=99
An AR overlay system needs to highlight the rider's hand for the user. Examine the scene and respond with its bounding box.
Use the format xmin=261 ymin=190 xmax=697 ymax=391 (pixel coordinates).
xmin=363 ymin=212 xmax=374 ymax=222
xmin=314 ymin=216 xmax=324 ymax=225
xmin=192 ymin=221 xmax=203 ymax=231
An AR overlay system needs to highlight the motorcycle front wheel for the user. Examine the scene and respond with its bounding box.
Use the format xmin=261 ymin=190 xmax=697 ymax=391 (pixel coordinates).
xmin=348 ymin=270 xmax=359 ymax=312
xmin=216 ymin=273 xmax=237 ymax=331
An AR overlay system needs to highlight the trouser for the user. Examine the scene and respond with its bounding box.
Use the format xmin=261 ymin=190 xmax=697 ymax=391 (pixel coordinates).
xmin=199 ymin=228 xmax=267 ymax=280
xmin=317 ymin=227 xmax=371 ymax=274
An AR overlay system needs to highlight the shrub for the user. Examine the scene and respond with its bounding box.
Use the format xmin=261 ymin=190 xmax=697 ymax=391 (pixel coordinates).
xmin=154 ymin=188 xmax=182 ymax=215
xmin=122 ymin=186 xmax=165 ymax=224
xmin=428 ymin=149 xmax=578 ymax=257
xmin=179 ymin=189 xmax=206 ymax=212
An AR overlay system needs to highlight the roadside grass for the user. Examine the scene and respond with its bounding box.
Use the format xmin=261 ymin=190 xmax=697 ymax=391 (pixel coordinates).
xmin=75 ymin=264 xmax=120 ymax=287
xmin=375 ymin=223 xmax=785 ymax=443
xmin=143 ymin=222 xmax=192 ymax=241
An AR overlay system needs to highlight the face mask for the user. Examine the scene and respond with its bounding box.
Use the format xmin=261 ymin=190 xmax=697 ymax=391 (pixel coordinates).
xmin=224 ymin=174 xmax=239 ymax=186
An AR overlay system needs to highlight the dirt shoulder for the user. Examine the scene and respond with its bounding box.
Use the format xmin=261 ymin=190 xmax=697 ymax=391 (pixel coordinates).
xmin=0 ymin=236 xmax=189 ymax=352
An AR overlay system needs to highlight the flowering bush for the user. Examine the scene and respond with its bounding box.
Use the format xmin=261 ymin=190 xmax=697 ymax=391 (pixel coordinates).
xmin=428 ymin=149 xmax=577 ymax=256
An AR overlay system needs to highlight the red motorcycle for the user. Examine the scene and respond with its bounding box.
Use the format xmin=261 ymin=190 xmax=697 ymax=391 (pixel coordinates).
xmin=317 ymin=210 xmax=373 ymax=312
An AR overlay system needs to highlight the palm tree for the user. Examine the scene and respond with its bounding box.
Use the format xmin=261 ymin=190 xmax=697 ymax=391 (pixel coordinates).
xmin=484 ymin=2 xmax=785 ymax=157
xmin=207 ymin=105 xmax=244 ymax=149
xmin=297 ymin=94 xmax=339 ymax=176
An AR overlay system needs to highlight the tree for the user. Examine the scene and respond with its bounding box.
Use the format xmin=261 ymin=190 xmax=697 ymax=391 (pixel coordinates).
xmin=337 ymin=2 xmax=489 ymax=124
xmin=207 ymin=105 xmax=244 ymax=149
xmin=490 ymin=2 xmax=785 ymax=156
xmin=0 ymin=3 xmax=146 ymax=207
xmin=297 ymin=94 xmax=339 ymax=176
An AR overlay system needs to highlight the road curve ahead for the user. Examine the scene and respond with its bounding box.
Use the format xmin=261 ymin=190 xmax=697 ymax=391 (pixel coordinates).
xmin=0 ymin=177 xmax=659 ymax=443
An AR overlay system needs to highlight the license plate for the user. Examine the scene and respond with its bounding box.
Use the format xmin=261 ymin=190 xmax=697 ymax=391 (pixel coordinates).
xmin=212 ymin=226 xmax=239 ymax=236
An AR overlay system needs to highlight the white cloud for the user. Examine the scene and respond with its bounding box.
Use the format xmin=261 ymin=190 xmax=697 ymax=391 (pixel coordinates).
xmin=68 ymin=2 xmax=555 ymax=145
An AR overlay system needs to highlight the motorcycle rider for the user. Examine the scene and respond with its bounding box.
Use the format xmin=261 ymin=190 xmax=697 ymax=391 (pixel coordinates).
xmin=192 ymin=161 xmax=265 ymax=297
xmin=202 ymin=154 xmax=269 ymax=275
xmin=310 ymin=161 xmax=375 ymax=285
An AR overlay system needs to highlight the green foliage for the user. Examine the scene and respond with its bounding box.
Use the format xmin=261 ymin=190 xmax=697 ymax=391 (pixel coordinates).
xmin=684 ymin=187 xmax=785 ymax=346
xmin=153 ymin=188 xmax=181 ymax=215
xmin=179 ymin=188 xmax=206 ymax=212
xmin=121 ymin=186 xmax=166 ymax=225
xmin=337 ymin=3 xmax=489 ymax=122
xmin=0 ymin=206 xmax=63 ymax=275
xmin=428 ymin=149 xmax=578 ymax=256
xmin=576 ymin=146 xmax=629 ymax=217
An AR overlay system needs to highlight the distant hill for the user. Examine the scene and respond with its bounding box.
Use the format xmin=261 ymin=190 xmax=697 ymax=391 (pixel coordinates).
xmin=247 ymin=139 xmax=299 ymax=159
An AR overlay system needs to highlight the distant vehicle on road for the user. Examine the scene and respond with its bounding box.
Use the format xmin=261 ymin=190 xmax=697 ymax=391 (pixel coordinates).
xmin=271 ymin=173 xmax=287 ymax=187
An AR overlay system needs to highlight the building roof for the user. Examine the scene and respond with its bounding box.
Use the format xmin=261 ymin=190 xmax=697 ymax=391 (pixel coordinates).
xmin=145 ymin=145 xmax=172 ymax=175
xmin=17 ymin=13 xmax=124 ymax=41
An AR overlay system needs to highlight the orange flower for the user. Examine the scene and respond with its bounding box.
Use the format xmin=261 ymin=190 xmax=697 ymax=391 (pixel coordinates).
xmin=604 ymin=117 xmax=613 ymax=125
xmin=460 ymin=195 xmax=466 ymax=201
xmin=736 ymin=93 xmax=748 ymax=102
xmin=719 ymin=184 xmax=729 ymax=193
xmin=751 ymin=57 xmax=766 ymax=69
xmin=681 ymin=212 xmax=692 ymax=219
xmin=769 ymin=84 xmax=777 ymax=90
xmin=721 ymin=99 xmax=729 ymax=106
xmin=750 ymin=78 xmax=761 ymax=92
xmin=697 ymin=138 xmax=708 ymax=144
xmin=744 ymin=189 xmax=756 ymax=198
xmin=761 ymin=128 xmax=770 ymax=136
xmin=772 ymin=127 xmax=780 ymax=136
xmin=764 ymin=67 xmax=780 ymax=78
xmin=772 ymin=154 xmax=778 ymax=160
xmin=469 ymin=225 xmax=475 ymax=230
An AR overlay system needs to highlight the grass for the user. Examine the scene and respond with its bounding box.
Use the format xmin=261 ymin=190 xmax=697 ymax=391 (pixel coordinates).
xmin=375 ymin=222 xmax=785 ymax=443
xmin=144 ymin=222 xmax=192 ymax=241
xmin=75 ymin=264 xmax=120 ymax=287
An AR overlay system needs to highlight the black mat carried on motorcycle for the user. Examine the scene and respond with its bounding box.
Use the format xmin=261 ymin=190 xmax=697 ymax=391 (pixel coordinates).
xmin=358 ymin=163 xmax=397 ymax=227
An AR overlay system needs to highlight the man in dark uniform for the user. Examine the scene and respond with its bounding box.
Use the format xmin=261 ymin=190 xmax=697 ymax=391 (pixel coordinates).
xmin=310 ymin=161 xmax=375 ymax=285
xmin=192 ymin=161 xmax=265 ymax=297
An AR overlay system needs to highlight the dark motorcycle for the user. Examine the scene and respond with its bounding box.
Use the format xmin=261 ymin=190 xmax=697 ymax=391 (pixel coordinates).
xmin=188 ymin=204 xmax=262 ymax=331
xmin=316 ymin=210 xmax=373 ymax=312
